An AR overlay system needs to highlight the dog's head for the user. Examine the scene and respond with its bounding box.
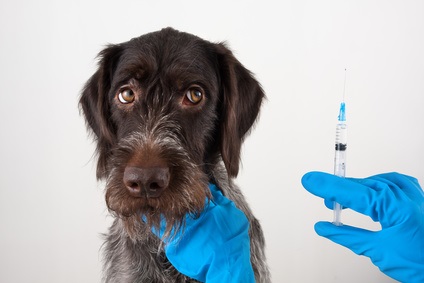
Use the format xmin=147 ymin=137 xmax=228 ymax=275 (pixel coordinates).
xmin=80 ymin=28 xmax=264 ymax=234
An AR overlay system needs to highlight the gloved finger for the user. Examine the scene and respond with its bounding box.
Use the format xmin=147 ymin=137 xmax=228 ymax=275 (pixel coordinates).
xmin=314 ymin=221 xmax=377 ymax=257
xmin=323 ymin=199 xmax=333 ymax=210
xmin=346 ymin=175 xmax=423 ymax=226
xmin=370 ymin=172 xmax=424 ymax=201
xmin=302 ymin=171 xmax=390 ymax=222
xmin=348 ymin=175 xmax=409 ymax=203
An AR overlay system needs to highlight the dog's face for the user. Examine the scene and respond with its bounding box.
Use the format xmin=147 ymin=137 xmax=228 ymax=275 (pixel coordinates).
xmin=80 ymin=28 xmax=264 ymax=234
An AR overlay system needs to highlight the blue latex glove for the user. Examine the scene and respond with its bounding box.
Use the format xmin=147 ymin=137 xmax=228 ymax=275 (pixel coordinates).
xmin=150 ymin=183 xmax=255 ymax=283
xmin=301 ymin=171 xmax=424 ymax=283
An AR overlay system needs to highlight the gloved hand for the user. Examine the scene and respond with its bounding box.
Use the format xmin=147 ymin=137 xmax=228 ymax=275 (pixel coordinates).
xmin=301 ymin=171 xmax=424 ymax=283
xmin=149 ymin=183 xmax=255 ymax=283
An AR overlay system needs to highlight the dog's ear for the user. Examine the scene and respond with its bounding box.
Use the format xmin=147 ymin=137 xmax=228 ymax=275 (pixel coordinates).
xmin=79 ymin=44 xmax=122 ymax=179
xmin=214 ymin=43 xmax=265 ymax=177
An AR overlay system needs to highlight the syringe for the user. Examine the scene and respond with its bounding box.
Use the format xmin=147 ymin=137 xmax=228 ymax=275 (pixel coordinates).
xmin=333 ymin=102 xmax=347 ymax=226
xmin=333 ymin=70 xmax=347 ymax=226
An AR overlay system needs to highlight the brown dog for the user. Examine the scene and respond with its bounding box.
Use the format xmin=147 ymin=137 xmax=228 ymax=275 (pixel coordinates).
xmin=80 ymin=27 xmax=270 ymax=282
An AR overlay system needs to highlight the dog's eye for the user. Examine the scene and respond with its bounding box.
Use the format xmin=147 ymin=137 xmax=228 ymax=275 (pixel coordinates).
xmin=118 ymin=89 xmax=135 ymax=104
xmin=185 ymin=88 xmax=203 ymax=105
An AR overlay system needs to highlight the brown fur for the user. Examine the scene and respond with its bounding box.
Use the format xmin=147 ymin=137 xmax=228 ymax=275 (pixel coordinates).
xmin=80 ymin=27 xmax=270 ymax=282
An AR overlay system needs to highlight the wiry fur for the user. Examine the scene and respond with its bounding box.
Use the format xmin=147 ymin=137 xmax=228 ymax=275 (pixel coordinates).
xmin=80 ymin=27 xmax=271 ymax=282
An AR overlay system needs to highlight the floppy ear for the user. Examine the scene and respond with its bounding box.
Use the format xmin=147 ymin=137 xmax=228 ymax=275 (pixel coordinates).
xmin=79 ymin=44 xmax=122 ymax=179
xmin=214 ymin=43 xmax=265 ymax=177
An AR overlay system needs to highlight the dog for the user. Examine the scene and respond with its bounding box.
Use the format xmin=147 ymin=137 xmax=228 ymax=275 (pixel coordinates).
xmin=80 ymin=27 xmax=271 ymax=283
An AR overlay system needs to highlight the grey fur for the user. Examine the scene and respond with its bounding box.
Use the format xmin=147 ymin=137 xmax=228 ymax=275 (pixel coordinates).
xmin=101 ymin=111 xmax=271 ymax=282
xmin=102 ymin=162 xmax=271 ymax=283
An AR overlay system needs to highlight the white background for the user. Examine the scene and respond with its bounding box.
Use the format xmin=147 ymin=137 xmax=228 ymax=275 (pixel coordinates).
xmin=1 ymin=0 xmax=423 ymax=282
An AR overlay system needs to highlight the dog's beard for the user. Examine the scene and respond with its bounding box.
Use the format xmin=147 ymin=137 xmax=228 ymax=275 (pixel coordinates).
xmin=104 ymin=129 xmax=210 ymax=239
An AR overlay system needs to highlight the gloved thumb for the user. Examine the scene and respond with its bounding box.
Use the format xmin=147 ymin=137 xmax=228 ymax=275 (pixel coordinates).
xmin=314 ymin=221 xmax=377 ymax=258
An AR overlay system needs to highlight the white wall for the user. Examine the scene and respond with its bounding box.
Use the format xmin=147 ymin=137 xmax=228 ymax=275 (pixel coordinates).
xmin=1 ymin=0 xmax=423 ymax=282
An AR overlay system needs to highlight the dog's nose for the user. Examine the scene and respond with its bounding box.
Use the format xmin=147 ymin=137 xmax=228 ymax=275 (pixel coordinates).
xmin=123 ymin=166 xmax=170 ymax=198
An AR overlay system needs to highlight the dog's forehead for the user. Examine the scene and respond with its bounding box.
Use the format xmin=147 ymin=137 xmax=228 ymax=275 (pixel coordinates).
xmin=117 ymin=29 xmax=218 ymax=83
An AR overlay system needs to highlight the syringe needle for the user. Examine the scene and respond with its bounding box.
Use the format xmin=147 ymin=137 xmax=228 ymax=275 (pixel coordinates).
xmin=342 ymin=68 xmax=347 ymax=102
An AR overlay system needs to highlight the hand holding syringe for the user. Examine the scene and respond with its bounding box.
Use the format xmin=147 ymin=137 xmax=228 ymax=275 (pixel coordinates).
xmin=302 ymin=72 xmax=424 ymax=283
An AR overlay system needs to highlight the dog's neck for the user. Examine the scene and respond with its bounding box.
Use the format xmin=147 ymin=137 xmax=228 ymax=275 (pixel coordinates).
xmin=209 ymin=160 xmax=233 ymax=192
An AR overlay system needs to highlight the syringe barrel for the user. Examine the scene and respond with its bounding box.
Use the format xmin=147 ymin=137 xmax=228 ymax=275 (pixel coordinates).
xmin=334 ymin=122 xmax=347 ymax=177
xmin=333 ymin=122 xmax=347 ymax=226
xmin=335 ymin=122 xmax=347 ymax=145
xmin=334 ymin=151 xmax=346 ymax=177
